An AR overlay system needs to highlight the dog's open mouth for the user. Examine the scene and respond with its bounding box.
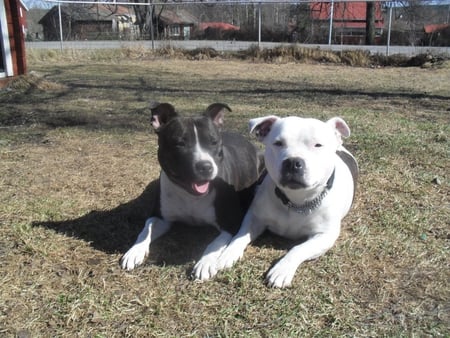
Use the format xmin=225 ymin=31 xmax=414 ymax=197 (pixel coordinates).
xmin=192 ymin=181 xmax=210 ymax=195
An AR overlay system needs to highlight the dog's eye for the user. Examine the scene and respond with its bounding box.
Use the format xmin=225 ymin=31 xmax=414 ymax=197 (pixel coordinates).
xmin=314 ymin=143 xmax=323 ymax=148
xmin=273 ymin=140 xmax=283 ymax=147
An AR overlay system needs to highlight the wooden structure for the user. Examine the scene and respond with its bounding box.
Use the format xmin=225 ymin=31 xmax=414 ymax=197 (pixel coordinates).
xmin=424 ymin=23 xmax=450 ymax=46
xmin=39 ymin=4 xmax=135 ymax=41
xmin=311 ymin=1 xmax=384 ymax=44
xmin=0 ymin=0 xmax=27 ymax=84
xmin=158 ymin=9 xmax=197 ymax=40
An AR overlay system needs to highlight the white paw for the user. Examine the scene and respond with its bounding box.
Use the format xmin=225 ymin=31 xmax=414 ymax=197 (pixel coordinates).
xmin=192 ymin=256 xmax=218 ymax=281
xmin=120 ymin=244 xmax=149 ymax=270
xmin=266 ymin=260 xmax=296 ymax=288
xmin=216 ymin=248 xmax=243 ymax=271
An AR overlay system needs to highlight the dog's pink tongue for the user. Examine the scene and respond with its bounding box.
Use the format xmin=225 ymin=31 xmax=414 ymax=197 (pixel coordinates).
xmin=193 ymin=182 xmax=209 ymax=194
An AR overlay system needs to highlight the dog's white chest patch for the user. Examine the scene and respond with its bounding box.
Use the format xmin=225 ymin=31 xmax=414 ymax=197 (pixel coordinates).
xmin=253 ymin=178 xmax=332 ymax=239
xmin=160 ymin=172 xmax=218 ymax=227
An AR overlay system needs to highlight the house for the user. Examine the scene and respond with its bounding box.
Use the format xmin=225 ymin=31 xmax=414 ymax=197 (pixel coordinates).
xmin=424 ymin=23 xmax=450 ymax=35
xmin=0 ymin=0 xmax=27 ymax=85
xmin=424 ymin=23 xmax=450 ymax=46
xmin=198 ymin=22 xmax=240 ymax=32
xmin=39 ymin=4 xmax=136 ymax=41
xmin=196 ymin=22 xmax=240 ymax=40
xmin=158 ymin=9 xmax=197 ymax=40
xmin=389 ymin=3 xmax=450 ymax=46
xmin=310 ymin=1 xmax=384 ymax=44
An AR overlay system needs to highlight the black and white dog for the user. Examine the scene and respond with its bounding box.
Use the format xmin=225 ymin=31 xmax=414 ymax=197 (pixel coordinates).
xmin=121 ymin=103 xmax=262 ymax=280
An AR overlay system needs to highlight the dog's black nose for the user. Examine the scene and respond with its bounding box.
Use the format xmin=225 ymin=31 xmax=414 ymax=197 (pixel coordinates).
xmin=195 ymin=160 xmax=213 ymax=175
xmin=282 ymin=157 xmax=305 ymax=175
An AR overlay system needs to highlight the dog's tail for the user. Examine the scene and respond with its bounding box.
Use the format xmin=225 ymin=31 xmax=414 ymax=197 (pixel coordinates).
xmin=257 ymin=150 xmax=266 ymax=178
xmin=337 ymin=148 xmax=358 ymax=200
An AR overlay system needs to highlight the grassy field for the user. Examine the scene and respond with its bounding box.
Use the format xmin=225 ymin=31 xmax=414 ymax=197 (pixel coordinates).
xmin=0 ymin=49 xmax=449 ymax=337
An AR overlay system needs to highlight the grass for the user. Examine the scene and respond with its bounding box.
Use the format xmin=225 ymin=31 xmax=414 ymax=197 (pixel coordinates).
xmin=0 ymin=48 xmax=449 ymax=337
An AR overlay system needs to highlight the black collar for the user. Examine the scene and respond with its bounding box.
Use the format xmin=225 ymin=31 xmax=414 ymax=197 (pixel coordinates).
xmin=274 ymin=169 xmax=335 ymax=215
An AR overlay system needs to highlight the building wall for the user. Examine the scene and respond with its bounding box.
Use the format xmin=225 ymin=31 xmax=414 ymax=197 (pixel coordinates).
xmin=72 ymin=21 xmax=112 ymax=40
xmin=0 ymin=0 xmax=26 ymax=80
xmin=39 ymin=6 xmax=136 ymax=41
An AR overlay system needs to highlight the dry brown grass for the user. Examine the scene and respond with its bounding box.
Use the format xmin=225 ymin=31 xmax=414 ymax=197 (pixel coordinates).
xmin=26 ymin=45 xmax=450 ymax=67
xmin=5 ymin=71 xmax=68 ymax=91
xmin=0 ymin=51 xmax=449 ymax=337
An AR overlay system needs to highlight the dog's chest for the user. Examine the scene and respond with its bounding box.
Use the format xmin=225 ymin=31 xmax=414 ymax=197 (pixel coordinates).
xmin=265 ymin=204 xmax=321 ymax=238
xmin=159 ymin=172 xmax=218 ymax=227
xmin=255 ymin=179 xmax=331 ymax=239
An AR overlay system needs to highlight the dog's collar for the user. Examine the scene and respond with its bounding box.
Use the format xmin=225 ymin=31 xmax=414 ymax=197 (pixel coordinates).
xmin=274 ymin=169 xmax=335 ymax=215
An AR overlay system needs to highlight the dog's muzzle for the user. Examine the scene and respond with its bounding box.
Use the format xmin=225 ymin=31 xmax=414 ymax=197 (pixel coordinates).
xmin=195 ymin=160 xmax=214 ymax=179
xmin=280 ymin=157 xmax=307 ymax=189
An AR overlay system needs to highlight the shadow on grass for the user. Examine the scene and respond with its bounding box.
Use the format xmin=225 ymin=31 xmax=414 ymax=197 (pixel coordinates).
xmin=3 ymin=72 xmax=449 ymax=134
xmin=32 ymin=179 xmax=219 ymax=267
xmin=32 ymin=176 xmax=296 ymax=271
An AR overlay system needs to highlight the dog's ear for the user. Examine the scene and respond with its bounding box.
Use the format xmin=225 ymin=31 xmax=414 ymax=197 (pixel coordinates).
xmin=249 ymin=116 xmax=279 ymax=141
xmin=150 ymin=102 xmax=178 ymax=131
xmin=204 ymin=103 xmax=232 ymax=128
xmin=327 ymin=117 xmax=350 ymax=145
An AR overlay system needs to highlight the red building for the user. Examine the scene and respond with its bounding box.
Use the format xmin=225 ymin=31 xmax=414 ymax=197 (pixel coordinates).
xmin=311 ymin=1 xmax=384 ymax=44
xmin=0 ymin=0 xmax=27 ymax=85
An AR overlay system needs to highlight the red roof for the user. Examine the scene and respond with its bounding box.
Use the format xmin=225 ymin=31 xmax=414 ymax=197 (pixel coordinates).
xmin=198 ymin=22 xmax=240 ymax=31
xmin=310 ymin=1 xmax=384 ymax=29
xmin=424 ymin=23 xmax=450 ymax=34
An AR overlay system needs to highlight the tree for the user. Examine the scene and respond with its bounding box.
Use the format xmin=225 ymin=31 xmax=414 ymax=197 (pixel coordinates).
xmin=133 ymin=1 xmax=153 ymax=37
xmin=133 ymin=0 xmax=167 ymax=39
xmin=386 ymin=0 xmax=440 ymax=46
xmin=365 ymin=1 xmax=376 ymax=44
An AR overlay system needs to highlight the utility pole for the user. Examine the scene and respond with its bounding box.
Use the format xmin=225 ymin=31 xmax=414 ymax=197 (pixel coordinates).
xmin=365 ymin=1 xmax=375 ymax=45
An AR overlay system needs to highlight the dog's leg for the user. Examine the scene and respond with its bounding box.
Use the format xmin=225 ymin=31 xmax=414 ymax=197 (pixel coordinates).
xmin=120 ymin=217 xmax=171 ymax=270
xmin=192 ymin=230 xmax=233 ymax=281
xmin=216 ymin=211 xmax=265 ymax=272
xmin=266 ymin=227 xmax=340 ymax=288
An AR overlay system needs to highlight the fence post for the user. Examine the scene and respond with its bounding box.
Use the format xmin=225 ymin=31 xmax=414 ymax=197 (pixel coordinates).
xmin=386 ymin=4 xmax=393 ymax=56
xmin=328 ymin=0 xmax=334 ymax=45
xmin=58 ymin=2 xmax=63 ymax=52
xmin=258 ymin=2 xmax=261 ymax=48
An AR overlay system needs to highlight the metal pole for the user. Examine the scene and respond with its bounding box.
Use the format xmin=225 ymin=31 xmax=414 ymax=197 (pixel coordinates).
xmin=328 ymin=0 xmax=334 ymax=45
xmin=258 ymin=2 xmax=261 ymax=48
xmin=58 ymin=2 xmax=63 ymax=51
xmin=149 ymin=2 xmax=154 ymax=50
xmin=386 ymin=5 xmax=392 ymax=56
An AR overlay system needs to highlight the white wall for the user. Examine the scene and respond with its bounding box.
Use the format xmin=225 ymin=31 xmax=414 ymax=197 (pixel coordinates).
xmin=0 ymin=0 xmax=14 ymax=77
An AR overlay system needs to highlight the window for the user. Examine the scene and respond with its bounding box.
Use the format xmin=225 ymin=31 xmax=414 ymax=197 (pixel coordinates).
xmin=169 ymin=25 xmax=180 ymax=37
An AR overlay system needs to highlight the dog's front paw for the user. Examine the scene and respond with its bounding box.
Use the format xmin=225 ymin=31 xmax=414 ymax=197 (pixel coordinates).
xmin=120 ymin=244 xmax=149 ymax=271
xmin=216 ymin=248 xmax=243 ymax=271
xmin=192 ymin=257 xmax=218 ymax=281
xmin=266 ymin=260 xmax=296 ymax=288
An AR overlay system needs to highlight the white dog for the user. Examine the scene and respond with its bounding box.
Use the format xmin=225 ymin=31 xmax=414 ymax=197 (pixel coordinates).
xmin=214 ymin=115 xmax=358 ymax=288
